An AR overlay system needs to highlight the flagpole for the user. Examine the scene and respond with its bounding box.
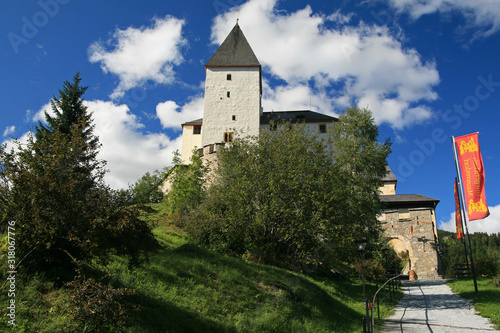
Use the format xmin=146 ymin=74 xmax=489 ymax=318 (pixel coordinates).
xmin=456 ymin=177 xmax=470 ymax=276
xmin=452 ymin=136 xmax=478 ymax=293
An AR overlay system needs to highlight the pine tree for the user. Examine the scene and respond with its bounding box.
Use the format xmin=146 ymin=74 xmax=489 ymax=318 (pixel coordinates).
xmin=36 ymin=72 xmax=97 ymax=148
xmin=1 ymin=74 xmax=158 ymax=282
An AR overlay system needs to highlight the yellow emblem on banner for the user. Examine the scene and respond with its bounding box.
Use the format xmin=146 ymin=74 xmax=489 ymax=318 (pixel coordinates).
xmin=459 ymin=137 xmax=479 ymax=155
xmin=469 ymin=199 xmax=488 ymax=213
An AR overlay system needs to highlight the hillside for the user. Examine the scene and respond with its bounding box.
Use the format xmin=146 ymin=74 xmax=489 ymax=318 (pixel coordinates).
xmin=0 ymin=203 xmax=401 ymax=332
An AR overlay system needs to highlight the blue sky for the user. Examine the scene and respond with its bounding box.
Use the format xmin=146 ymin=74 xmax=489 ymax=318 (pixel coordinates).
xmin=1 ymin=0 xmax=499 ymax=234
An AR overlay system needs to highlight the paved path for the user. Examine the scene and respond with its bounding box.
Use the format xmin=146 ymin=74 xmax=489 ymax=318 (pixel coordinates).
xmin=381 ymin=279 xmax=498 ymax=333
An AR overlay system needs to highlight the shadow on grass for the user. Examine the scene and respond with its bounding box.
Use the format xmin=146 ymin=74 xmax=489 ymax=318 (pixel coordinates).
xmin=137 ymin=242 xmax=365 ymax=332
xmin=134 ymin=293 xmax=237 ymax=333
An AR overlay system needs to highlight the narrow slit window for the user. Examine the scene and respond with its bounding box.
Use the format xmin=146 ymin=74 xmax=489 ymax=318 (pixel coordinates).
xmin=227 ymin=74 xmax=232 ymax=80
xmin=232 ymin=115 xmax=236 ymax=121
xmin=227 ymin=91 xmax=230 ymax=98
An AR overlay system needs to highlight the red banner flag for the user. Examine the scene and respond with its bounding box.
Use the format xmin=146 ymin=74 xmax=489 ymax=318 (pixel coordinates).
xmin=455 ymin=133 xmax=490 ymax=221
xmin=454 ymin=179 xmax=464 ymax=239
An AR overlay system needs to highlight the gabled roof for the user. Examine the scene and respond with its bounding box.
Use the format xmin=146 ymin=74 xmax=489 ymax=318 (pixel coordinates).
xmin=205 ymin=23 xmax=260 ymax=67
xmin=260 ymin=110 xmax=338 ymax=124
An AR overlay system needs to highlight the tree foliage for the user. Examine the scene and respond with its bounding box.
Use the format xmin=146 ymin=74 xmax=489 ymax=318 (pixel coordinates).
xmin=131 ymin=169 xmax=165 ymax=204
xmin=329 ymin=106 xmax=392 ymax=252
xmin=164 ymin=150 xmax=207 ymax=218
xmin=0 ymin=74 xmax=158 ymax=281
xmin=439 ymin=230 xmax=500 ymax=278
xmin=184 ymin=106 xmax=391 ymax=270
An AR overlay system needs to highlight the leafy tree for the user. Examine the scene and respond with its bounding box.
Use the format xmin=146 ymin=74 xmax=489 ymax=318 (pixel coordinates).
xmin=0 ymin=74 xmax=158 ymax=281
xmin=329 ymin=106 xmax=392 ymax=257
xmin=438 ymin=230 xmax=500 ymax=278
xmin=165 ymin=150 xmax=207 ymax=219
xmin=185 ymin=107 xmax=391 ymax=270
xmin=131 ymin=170 xmax=165 ymax=204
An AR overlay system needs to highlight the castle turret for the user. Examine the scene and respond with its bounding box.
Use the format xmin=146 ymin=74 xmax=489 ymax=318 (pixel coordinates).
xmin=201 ymin=23 xmax=262 ymax=148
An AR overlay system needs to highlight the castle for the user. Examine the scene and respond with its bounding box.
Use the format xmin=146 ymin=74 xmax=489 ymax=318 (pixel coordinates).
xmin=178 ymin=23 xmax=442 ymax=279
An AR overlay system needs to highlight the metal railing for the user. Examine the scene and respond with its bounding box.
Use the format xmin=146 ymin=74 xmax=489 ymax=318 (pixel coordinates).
xmin=364 ymin=273 xmax=402 ymax=333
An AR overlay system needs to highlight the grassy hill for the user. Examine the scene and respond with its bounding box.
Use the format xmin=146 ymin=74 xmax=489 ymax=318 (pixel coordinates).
xmin=1 ymin=203 xmax=401 ymax=332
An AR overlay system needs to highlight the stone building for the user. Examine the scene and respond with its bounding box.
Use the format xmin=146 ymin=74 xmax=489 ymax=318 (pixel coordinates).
xmin=176 ymin=22 xmax=442 ymax=279
xmin=379 ymin=167 xmax=441 ymax=279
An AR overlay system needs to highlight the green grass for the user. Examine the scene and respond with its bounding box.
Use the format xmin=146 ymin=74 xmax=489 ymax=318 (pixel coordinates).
xmin=0 ymin=203 xmax=402 ymax=332
xmin=447 ymin=277 xmax=500 ymax=329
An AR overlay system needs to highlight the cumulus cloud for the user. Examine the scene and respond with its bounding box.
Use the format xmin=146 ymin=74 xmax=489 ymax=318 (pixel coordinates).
xmin=15 ymin=100 xmax=180 ymax=189
xmin=211 ymin=0 xmax=439 ymax=129
xmin=387 ymin=0 xmax=500 ymax=38
xmin=86 ymin=100 xmax=181 ymax=189
xmin=29 ymin=102 xmax=53 ymax=123
xmin=1 ymin=132 xmax=32 ymax=153
xmin=3 ymin=126 xmax=16 ymax=138
xmin=439 ymin=204 xmax=500 ymax=234
xmin=88 ymin=16 xmax=186 ymax=99
xmin=156 ymin=96 xmax=204 ymax=130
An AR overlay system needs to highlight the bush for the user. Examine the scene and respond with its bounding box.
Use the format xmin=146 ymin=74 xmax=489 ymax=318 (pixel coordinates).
xmin=475 ymin=259 xmax=496 ymax=277
xmin=67 ymin=276 xmax=140 ymax=332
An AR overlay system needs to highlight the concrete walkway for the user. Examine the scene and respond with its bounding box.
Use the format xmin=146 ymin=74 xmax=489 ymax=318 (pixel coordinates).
xmin=381 ymin=279 xmax=498 ymax=333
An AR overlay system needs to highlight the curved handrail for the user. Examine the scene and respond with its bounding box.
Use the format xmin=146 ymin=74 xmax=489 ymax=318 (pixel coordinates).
xmin=371 ymin=274 xmax=402 ymax=331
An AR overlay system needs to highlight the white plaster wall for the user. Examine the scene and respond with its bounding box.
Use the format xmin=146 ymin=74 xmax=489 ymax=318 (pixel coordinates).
xmin=202 ymin=67 xmax=261 ymax=147
xmin=181 ymin=125 xmax=202 ymax=164
xmin=260 ymin=122 xmax=332 ymax=152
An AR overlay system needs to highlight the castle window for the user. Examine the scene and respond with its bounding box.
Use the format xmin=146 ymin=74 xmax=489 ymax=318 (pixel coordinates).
xmin=319 ymin=124 xmax=326 ymax=133
xmin=223 ymin=132 xmax=234 ymax=143
xmin=232 ymin=115 xmax=236 ymax=121
xmin=193 ymin=125 xmax=201 ymax=135
xmin=227 ymin=74 xmax=232 ymax=80
xmin=227 ymin=91 xmax=230 ymax=98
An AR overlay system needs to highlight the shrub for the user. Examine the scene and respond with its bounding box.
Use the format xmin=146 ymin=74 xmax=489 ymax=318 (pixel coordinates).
xmin=67 ymin=276 xmax=140 ymax=332
xmin=474 ymin=259 xmax=496 ymax=277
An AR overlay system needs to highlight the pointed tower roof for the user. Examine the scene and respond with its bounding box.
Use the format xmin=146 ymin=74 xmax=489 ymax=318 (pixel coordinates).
xmin=206 ymin=23 xmax=260 ymax=67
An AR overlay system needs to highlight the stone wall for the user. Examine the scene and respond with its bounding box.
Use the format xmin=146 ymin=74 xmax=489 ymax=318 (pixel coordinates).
xmin=380 ymin=207 xmax=441 ymax=280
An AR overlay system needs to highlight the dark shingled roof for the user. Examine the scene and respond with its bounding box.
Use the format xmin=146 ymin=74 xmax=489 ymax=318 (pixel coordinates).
xmin=260 ymin=110 xmax=338 ymax=124
xmin=382 ymin=166 xmax=397 ymax=182
xmin=181 ymin=118 xmax=203 ymax=127
xmin=380 ymin=194 xmax=439 ymax=209
xmin=181 ymin=111 xmax=337 ymax=127
xmin=205 ymin=23 xmax=260 ymax=67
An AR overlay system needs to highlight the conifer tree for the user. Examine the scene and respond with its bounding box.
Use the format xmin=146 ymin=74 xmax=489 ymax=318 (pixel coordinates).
xmin=0 ymin=73 xmax=158 ymax=282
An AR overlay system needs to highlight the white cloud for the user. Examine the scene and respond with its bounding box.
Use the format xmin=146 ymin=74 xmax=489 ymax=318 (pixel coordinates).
xmin=262 ymin=83 xmax=337 ymax=117
xmin=387 ymin=0 xmax=500 ymax=38
xmin=30 ymin=102 xmax=53 ymax=124
xmin=439 ymin=204 xmax=500 ymax=234
xmin=17 ymin=100 xmax=179 ymax=189
xmin=88 ymin=16 xmax=186 ymax=99
xmin=86 ymin=100 xmax=181 ymax=189
xmin=3 ymin=126 xmax=16 ymax=137
xmin=1 ymin=132 xmax=32 ymax=153
xmin=156 ymin=96 xmax=204 ymax=130
xmin=211 ymin=0 xmax=439 ymax=129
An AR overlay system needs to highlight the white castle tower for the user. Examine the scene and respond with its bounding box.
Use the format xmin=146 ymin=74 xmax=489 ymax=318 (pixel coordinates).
xmin=201 ymin=23 xmax=262 ymax=147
